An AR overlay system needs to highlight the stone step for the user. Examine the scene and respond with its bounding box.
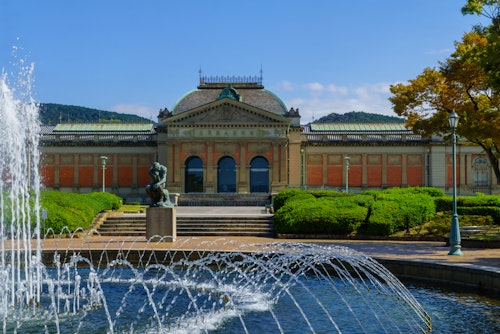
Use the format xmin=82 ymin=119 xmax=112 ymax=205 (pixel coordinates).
xmin=95 ymin=213 xmax=275 ymax=237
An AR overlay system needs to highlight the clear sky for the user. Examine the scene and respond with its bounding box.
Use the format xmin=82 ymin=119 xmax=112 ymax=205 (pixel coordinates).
xmin=0 ymin=1 xmax=489 ymax=124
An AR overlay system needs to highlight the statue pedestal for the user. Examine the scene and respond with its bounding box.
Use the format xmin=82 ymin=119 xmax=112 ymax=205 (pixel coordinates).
xmin=146 ymin=207 xmax=176 ymax=242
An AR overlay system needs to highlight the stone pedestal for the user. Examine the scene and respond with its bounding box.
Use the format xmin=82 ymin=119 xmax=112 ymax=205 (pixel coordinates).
xmin=146 ymin=207 xmax=176 ymax=242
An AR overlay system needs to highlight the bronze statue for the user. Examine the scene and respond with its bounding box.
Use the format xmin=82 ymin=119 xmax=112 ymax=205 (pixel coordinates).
xmin=146 ymin=162 xmax=173 ymax=208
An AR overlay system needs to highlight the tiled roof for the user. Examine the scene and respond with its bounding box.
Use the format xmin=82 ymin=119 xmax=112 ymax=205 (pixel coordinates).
xmin=40 ymin=124 xmax=157 ymax=146
xmin=53 ymin=123 xmax=155 ymax=132
xmin=303 ymin=123 xmax=426 ymax=143
xmin=309 ymin=123 xmax=408 ymax=132
xmin=172 ymin=88 xmax=288 ymax=115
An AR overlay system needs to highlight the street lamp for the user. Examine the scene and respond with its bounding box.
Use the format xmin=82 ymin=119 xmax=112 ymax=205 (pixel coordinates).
xmin=344 ymin=155 xmax=350 ymax=193
xmin=448 ymin=110 xmax=463 ymax=256
xmin=100 ymin=156 xmax=108 ymax=192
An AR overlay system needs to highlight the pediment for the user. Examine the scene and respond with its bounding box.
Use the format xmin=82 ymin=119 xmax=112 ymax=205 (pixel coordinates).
xmin=162 ymin=98 xmax=290 ymax=125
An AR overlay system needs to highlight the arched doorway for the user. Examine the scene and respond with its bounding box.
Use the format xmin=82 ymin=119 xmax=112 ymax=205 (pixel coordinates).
xmin=250 ymin=156 xmax=269 ymax=193
xmin=185 ymin=156 xmax=204 ymax=193
xmin=217 ymin=156 xmax=236 ymax=193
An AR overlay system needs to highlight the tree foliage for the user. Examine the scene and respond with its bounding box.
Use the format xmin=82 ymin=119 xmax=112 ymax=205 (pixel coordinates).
xmin=313 ymin=111 xmax=405 ymax=124
xmin=39 ymin=103 xmax=152 ymax=125
xmin=389 ymin=2 xmax=500 ymax=183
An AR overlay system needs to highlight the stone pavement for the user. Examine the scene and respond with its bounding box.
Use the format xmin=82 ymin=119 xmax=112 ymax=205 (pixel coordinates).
xmin=40 ymin=206 xmax=500 ymax=274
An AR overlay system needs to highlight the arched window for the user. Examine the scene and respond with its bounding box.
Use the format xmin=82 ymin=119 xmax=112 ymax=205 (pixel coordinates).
xmin=218 ymin=156 xmax=236 ymax=193
xmin=185 ymin=156 xmax=203 ymax=193
xmin=250 ymin=156 xmax=269 ymax=193
xmin=473 ymin=156 xmax=490 ymax=187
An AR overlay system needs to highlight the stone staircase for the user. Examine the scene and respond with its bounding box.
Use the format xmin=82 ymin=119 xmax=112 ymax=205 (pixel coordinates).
xmin=95 ymin=212 xmax=275 ymax=237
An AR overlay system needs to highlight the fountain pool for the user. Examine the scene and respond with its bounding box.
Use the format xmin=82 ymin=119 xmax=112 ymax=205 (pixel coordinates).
xmin=1 ymin=57 xmax=499 ymax=334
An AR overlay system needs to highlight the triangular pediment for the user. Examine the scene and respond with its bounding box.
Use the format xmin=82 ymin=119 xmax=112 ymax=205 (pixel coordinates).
xmin=162 ymin=98 xmax=290 ymax=125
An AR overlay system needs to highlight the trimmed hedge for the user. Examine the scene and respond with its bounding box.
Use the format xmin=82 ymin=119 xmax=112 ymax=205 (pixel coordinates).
xmin=273 ymin=195 xmax=367 ymax=235
xmin=458 ymin=206 xmax=500 ymax=224
xmin=434 ymin=194 xmax=500 ymax=224
xmin=366 ymin=192 xmax=436 ymax=236
xmin=40 ymin=191 xmax=123 ymax=234
xmin=273 ymin=188 xmax=349 ymax=212
xmin=272 ymin=187 xmax=500 ymax=236
xmin=365 ymin=186 xmax=445 ymax=199
xmin=273 ymin=188 xmax=305 ymax=212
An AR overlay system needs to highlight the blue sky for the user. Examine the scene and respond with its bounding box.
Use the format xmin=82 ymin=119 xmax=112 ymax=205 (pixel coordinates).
xmin=0 ymin=1 xmax=489 ymax=123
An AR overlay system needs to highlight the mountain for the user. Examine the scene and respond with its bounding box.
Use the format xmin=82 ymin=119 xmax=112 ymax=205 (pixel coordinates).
xmin=39 ymin=103 xmax=152 ymax=125
xmin=313 ymin=111 xmax=405 ymax=124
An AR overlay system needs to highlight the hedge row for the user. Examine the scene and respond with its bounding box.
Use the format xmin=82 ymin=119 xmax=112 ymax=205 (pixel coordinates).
xmin=273 ymin=187 xmax=438 ymax=236
xmin=40 ymin=191 xmax=122 ymax=234
xmin=273 ymin=196 xmax=367 ymax=234
xmin=434 ymin=194 xmax=500 ymax=223
xmin=366 ymin=193 xmax=436 ymax=235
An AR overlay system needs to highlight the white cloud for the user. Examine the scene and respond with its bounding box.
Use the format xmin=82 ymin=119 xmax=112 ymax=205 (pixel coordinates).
xmin=304 ymin=82 xmax=324 ymax=92
xmin=108 ymin=103 xmax=157 ymax=120
xmin=276 ymin=80 xmax=295 ymax=92
xmin=278 ymin=81 xmax=400 ymax=124
xmin=425 ymin=48 xmax=452 ymax=55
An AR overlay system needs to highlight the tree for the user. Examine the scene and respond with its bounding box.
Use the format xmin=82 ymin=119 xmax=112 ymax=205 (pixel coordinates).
xmin=389 ymin=30 xmax=500 ymax=184
xmin=461 ymin=1 xmax=500 ymax=90
xmin=461 ymin=0 xmax=500 ymax=33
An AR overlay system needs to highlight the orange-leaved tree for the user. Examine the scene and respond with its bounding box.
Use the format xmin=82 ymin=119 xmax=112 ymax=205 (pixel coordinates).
xmin=389 ymin=29 xmax=500 ymax=184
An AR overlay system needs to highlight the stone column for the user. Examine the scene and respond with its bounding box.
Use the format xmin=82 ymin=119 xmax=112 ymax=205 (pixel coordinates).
xmin=206 ymin=141 xmax=214 ymax=192
xmin=239 ymin=141 xmax=247 ymax=192
xmin=280 ymin=141 xmax=287 ymax=185
xmin=322 ymin=153 xmax=328 ymax=187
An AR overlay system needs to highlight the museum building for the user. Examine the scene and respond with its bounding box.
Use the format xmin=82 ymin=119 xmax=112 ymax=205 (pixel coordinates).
xmin=39 ymin=75 xmax=498 ymax=203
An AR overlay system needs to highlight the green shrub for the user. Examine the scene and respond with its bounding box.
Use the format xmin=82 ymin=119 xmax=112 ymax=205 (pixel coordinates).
xmin=366 ymin=201 xmax=400 ymax=235
xmin=434 ymin=197 xmax=452 ymax=212
xmin=426 ymin=213 xmax=451 ymax=236
xmin=381 ymin=186 xmax=445 ymax=197
xmin=309 ymin=189 xmax=349 ymax=198
xmin=458 ymin=206 xmax=500 ymax=224
xmin=283 ymin=193 xmax=316 ymax=206
xmin=273 ymin=196 xmax=368 ymax=235
xmin=40 ymin=191 xmax=123 ymax=234
xmin=366 ymin=193 xmax=436 ymax=236
xmin=273 ymin=188 xmax=305 ymax=212
xmin=459 ymin=194 xmax=500 ymax=207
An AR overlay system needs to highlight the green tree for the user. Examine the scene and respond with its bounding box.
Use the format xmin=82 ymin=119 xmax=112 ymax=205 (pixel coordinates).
xmin=390 ymin=11 xmax=500 ymax=183
xmin=461 ymin=1 xmax=500 ymax=90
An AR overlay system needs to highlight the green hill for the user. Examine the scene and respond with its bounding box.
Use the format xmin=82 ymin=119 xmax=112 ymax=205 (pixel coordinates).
xmin=313 ymin=111 xmax=405 ymax=123
xmin=39 ymin=103 xmax=152 ymax=125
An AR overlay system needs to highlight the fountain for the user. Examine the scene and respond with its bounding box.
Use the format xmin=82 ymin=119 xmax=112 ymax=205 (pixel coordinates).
xmin=0 ymin=62 xmax=433 ymax=333
xmin=2 ymin=59 xmax=496 ymax=334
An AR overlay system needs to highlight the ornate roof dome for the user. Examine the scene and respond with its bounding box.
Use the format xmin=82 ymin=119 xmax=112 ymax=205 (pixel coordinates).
xmin=171 ymin=76 xmax=288 ymax=116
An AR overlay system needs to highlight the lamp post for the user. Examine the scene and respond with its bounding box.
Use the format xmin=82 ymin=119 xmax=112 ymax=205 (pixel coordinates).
xmin=344 ymin=155 xmax=350 ymax=193
xmin=448 ymin=111 xmax=463 ymax=256
xmin=100 ymin=156 xmax=108 ymax=193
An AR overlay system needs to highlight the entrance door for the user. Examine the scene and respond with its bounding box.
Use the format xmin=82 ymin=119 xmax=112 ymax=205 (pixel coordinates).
xmin=185 ymin=156 xmax=203 ymax=193
xmin=217 ymin=156 xmax=236 ymax=193
xmin=250 ymin=156 xmax=269 ymax=193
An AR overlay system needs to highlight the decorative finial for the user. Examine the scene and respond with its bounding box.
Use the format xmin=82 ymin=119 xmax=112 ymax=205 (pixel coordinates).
xmin=199 ymin=66 xmax=203 ymax=84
